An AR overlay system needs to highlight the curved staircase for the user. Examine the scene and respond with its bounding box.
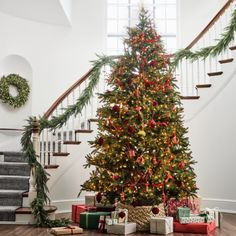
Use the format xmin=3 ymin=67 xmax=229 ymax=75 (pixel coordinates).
xmin=1 ymin=0 xmax=236 ymax=224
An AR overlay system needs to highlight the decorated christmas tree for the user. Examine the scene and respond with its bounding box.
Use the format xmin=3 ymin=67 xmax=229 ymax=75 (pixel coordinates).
xmin=81 ymin=9 xmax=198 ymax=207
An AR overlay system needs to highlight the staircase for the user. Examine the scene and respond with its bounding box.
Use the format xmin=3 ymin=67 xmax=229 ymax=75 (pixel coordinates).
xmin=0 ymin=152 xmax=29 ymax=222
xmin=1 ymin=0 xmax=236 ymax=224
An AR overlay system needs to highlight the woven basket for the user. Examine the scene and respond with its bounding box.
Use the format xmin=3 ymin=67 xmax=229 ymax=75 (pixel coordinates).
xmin=116 ymin=203 xmax=165 ymax=231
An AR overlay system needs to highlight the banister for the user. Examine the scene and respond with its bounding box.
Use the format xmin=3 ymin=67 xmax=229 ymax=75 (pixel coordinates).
xmin=186 ymin=0 xmax=234 ymax=49
xmin=44 ymin=68 xmax=93 ymax=118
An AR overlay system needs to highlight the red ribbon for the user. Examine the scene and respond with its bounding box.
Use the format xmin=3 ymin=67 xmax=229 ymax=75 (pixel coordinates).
xmin=98 ymin=218 xmax=106 ymax=233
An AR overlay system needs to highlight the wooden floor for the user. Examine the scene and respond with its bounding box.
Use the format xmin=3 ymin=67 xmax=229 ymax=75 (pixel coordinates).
xmin=0 ymin=213 xmax=235 ymax=236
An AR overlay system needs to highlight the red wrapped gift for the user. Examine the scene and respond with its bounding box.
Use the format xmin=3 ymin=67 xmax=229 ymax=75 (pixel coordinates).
xmin=72 ymin=204 xmax=87 ymax=223
xmin=167 ymin=197 xmax=201 ymax=219
xmin=174 ymin=221 xmax=216 ymax=234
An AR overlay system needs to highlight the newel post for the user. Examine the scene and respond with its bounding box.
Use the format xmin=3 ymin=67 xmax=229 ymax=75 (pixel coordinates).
xmin=28 ymin=117 xmax=40 ymax=204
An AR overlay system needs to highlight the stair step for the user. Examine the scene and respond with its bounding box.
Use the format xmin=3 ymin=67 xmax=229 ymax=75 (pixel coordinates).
xmin=219 ymin=58 xmax=233 ymax=64
xmin=180 ymin=96 xmax=200 ymax=100
xmin=75 ymin=129 xmax=93 ymax=133
xmin=44 ymin=165 xmax=59 ymax=169
xmin=0 ymin=190 xmax=25 ymax=206
xmin=88 ymin=118 xmax=99 ymax=122
xmin=0 ymin=206 xmax=19 ymax=221
xmin=229 ymin=45 xmax=236 ymax=50
xmin=0 ymin=162 xmax=30 ymax=176
xmin=196 ymin=84 xmax=212 ymax=88
xmin=22 ymin=191 xmax=28 ymax=197
xmin=16 ymin=205 xmax=57 ymax=214
xmin=1 ymin=152 xmax=27 ymax=163
xmin=63 ymin=141 xmax=81 ymax=145
xmin=0 ymin=175 xmax=29 ymax=190
xmin=52 ymin=152 xmax=69 ymax=157
xmin=207 ymin=71 xmax=223 ymax=76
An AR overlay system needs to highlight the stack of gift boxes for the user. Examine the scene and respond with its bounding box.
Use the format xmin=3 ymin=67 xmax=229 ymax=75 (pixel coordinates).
xmin=72 ymin=195 xmax=221 ymax=235
xmin=72 ymin=195 xmax=137 ymax=234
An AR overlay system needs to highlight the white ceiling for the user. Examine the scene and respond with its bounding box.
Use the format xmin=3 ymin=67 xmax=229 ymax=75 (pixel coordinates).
xmin=0 ymin=0 xmax=72 ymax=26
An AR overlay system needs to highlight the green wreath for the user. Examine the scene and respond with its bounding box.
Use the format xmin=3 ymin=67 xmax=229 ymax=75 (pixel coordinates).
xmin=0 ymin=74 xmax=30 ymax=108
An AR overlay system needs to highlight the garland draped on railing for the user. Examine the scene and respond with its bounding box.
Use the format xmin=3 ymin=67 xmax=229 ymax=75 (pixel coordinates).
xmin=20 ymin=4 xmax=236 ymax=227
xmin=173 ymin=6 xmax=236 ymax=66
xmin=20 ymin=55 xmax=117 ymax=226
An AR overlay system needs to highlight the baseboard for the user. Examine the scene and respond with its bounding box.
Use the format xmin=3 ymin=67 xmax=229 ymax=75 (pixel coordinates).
xmin=52 ymin=198 xmax=84 ymax=213
xmin=202 ymin=197 xmax=236 ymax=213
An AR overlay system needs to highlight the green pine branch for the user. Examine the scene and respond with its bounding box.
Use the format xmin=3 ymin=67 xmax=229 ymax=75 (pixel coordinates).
xmin=173 ymin=7 xmax=236 ymax=66
xmin=20 ymin=55 xmax=118 ymax=227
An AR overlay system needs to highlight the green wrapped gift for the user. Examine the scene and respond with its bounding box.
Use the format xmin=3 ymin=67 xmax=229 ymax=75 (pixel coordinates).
xmin=79 ymin=212 xmax=111 ymax=229
xmin=177 ymin=207 xmax=190 ymax=219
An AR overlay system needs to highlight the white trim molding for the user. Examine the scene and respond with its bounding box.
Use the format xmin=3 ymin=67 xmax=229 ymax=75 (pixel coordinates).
xmin=202 ymin=197 xmax=236 ymax=213
xmin=52 ymin=198 xmax=85 ymax=213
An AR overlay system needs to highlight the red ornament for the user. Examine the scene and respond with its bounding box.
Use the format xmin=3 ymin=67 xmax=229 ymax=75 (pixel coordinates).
xmin=178 ymin=161 xmax=185 ymax=169
xmin=136 ymin=156 xmax=145 ymax=165
xmin=152 ymin=157 xmax=158 ymax=165
xmin=131 ymin=200 xmax=138 ymax=207
xmin=96 ymin=192 xmax=102 ymax=203
xmin=152 ymin=100 xmax=158 ymax=106
xmin=135 ymin=106 xmax=142 ymax=112
xmin=172 ymin=135 xmax=179 ymax=145
xmin=112 ymin=105 xmax=120 ymax=112
xmin=149 ymin=119 xmax=156 ymax=128
xmin=118 ymin=211 xmax=126 ymax=219
xmin=150 ymin=60 xmax=157 ymax=67
xmin=128 ymin=149 xmax=135 ymax=158
xmin=112 ymin=174 xmax=120 ymax=181
xmin=152 ymin=207 xmax=160 ymax=215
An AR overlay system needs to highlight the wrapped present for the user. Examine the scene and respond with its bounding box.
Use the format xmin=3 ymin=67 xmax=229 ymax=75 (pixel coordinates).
xmin=177 ymin=207 xmax=190 ymax=219
xmin=85 ymin=195 xmax=95 ymax=207
xmin=79 ymin=211 xmax=111 ymax=229
xmin=150 ymin=217 xmax=173 ymax=235
xmin=179 ymin=214 xmax=214 ymax=224
xmin=111 ymin=209 xmax=128 ymax=223
xmin=71 ymin=204 xmax=87 ymax=223
xmin=118 ymin=208 xmax=128 ymax=223
xmin=50 ymin=225 xmax=83 ymax=235
xmin=174 ymin=221 xmax=216 ymax=234
xmin=98 ymin=215 xmax=110 ymax=233
xmin=107 ymin=223 xmax=136 ymax=235
xmin=167 ymin=197 xmax=201 ymax=219
xmin=204 ymin=208 xmax=221 ymax=228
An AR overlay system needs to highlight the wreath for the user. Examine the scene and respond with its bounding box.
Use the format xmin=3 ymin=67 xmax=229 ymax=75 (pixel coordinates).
xmin=0 ymin=74 xmax=30 ymax=108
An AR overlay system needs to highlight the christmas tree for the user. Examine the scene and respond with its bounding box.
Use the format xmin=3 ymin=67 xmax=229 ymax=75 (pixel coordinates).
xmin=81 ymin=9 xmax=198 ymax=206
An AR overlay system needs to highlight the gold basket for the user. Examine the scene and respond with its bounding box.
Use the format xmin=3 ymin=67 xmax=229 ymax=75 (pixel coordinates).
xmin=116 ymin=203 xmax=165 ymax=231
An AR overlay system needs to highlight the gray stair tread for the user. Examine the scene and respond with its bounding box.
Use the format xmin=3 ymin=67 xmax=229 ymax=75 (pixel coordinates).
xmin=0 ymin=206 xmax=19 ymax=211
xmin=0 ymin=162 xmax=29 ymax=165
xmin=0 ymin=189 xmax=25 ymax=193
xmin=0 ymin=175 xmax=29 ymax=178
xmin=0 ymin=152 xmax=23 ymax=156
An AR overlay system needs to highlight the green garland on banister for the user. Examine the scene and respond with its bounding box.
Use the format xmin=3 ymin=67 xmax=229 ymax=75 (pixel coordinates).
xmin=173 ymin=6 xmax=236 ymax=66
xmin=20 ymin=55 xmax=117 ymax=227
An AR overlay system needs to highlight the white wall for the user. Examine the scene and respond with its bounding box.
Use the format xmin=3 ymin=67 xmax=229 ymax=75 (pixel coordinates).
xmin=178 ymin=0 xmax=226 ymax=47
xmin=0 ymin=0 xmax=107 ymax=125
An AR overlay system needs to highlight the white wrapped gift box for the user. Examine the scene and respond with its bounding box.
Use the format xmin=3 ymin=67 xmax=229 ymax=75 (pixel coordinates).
xmin=150 ymin=217 xmax=173 ymax=235
xmin=107 ymin=222 xmax=136 ymax=235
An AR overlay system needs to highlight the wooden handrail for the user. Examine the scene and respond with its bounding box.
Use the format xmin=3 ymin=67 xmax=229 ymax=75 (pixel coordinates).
xmin=186 ymin=0 xmax=234 ymax=49
xmin=44 ymin=68 xmax=93 ymax=118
